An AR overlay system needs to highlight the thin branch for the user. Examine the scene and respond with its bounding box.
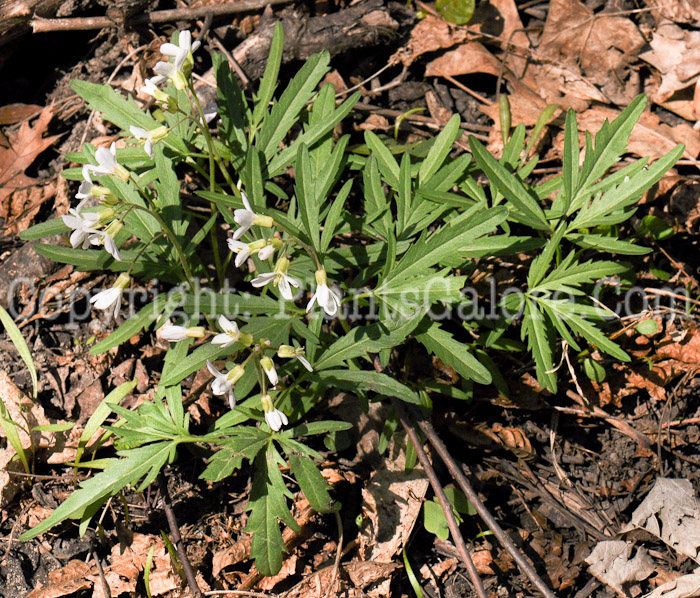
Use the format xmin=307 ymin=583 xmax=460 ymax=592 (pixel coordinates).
xmin=412 ymin=412 xmax=558 ymax=598
xmin=389 ymin=397 xmax=488 ymax=598
xmin=31 ymin=0 xmax=293 ymax=33
xmin=156 ymin=472 xmax=203 ymax=598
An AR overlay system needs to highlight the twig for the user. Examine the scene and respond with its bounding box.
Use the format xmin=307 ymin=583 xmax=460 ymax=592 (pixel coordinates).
xmin=413 ymin=411 xmax=558 ymax=598
xmin=93 ymin=550 xmax=112 ymax=598
xmin=156 ymin=472 xmax=203 ymax=598
xmin=322 ymin=511 xmax=344 ymax=598
xmin=31 ymin=0 xmax=293 ymax=33
xmin=389 ymin=397 xmax=488 ymax=598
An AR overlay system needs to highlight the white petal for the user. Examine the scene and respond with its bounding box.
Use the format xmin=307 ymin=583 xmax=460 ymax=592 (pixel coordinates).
xmin=257 ymin=244 xmax=275 ymax=260
xmin=144 ymin=138 xmax=154 ymax=158
xmin=178 ymin=30 xmax=192 ymax=51
xmin=103 ymin=235 xmax=121 ymax=261
xmin=211 ymin=378 xmax=230 ymax=396
xmin=234 ymin=248 xmax=251 ymax=268
xmin=251 ymin=272 xmax=276 ymax=288
xmin=206 ymin=360 xmax=222 ymax=378
xmin=69 ymin=229 xmax=88 ymax=249
xmin=265 ymin=366 xmax=278 ymax=387
xmin=161 ymin=325 xmax=188 ymax=341
xmin=160 ymin=42 xmax=180 ymax=57
xmin=234 ymin=209 xmax=256 ymax=228
xmin=130 ymin=126 xmax=148 ymax=139
xmin=90 ymin=288 xmax=121 ymax=310
xmin=62 ymin=214 xmax=83 ymax=230
xmin=210 ymin=333 xmax=234 ymax=347
xmin=296 ymin=354 xmax=313 ymax=372
xmin=240 ymin=190 xmax=252 ymax=211
xmin=227 ymin=239 xmax=247 ymax=253
xmin=218 ymin=315 xmax=236 ymax=335
xmin=191 ymin=40 xmax=201 ymax=53
xmin=278 ymin=277 xmax=293 ymax=301
xmin=306 ymin=290 xmax=318 ymax=313
xmin=154 ymin=62 xmax=176 ymax=79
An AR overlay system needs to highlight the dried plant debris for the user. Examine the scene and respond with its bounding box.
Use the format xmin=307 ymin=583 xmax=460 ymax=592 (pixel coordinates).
xmin=623 ymin=478 xmax=700 ymax=562
xmin=586 ymin=540 xmax=656 ymax=596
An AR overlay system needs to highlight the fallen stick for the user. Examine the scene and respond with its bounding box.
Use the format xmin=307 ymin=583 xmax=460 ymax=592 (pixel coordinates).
xmin=30 ymin=0 xmax=293 ymax=33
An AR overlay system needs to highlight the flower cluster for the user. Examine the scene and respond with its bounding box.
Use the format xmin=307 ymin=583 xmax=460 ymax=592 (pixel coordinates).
xmin=160 ymin=315 xmax=313 ymax=431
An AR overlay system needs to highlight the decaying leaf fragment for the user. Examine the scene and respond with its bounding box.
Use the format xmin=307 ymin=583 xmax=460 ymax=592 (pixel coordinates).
xmin=586 ymin=540 xmax=655 ymax=596
xmin=623 ymin=478 xmax=700 ymax=562
xmin=645 ymin=569 xmax=700 ymax=598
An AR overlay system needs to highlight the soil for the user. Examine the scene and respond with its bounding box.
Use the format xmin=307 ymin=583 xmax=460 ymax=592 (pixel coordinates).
xmin=3 ymin=1 xmax=700 ymax=597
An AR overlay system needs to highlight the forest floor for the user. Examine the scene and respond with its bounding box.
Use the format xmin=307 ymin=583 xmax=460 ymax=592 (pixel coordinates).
xmin=3 ymin=0 xmax=700 ymax=597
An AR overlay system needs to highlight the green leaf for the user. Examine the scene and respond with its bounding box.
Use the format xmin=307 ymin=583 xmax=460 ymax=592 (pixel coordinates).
xmin=320 ymin=179 xmax=352 ymax=252
xmin=469 ymin=137 xmax=548 ymax=230
xmin=415 ymin=321 xmax=492 ymax=385
xmin=246 ymin=446 xmax=299 ymax=576
xmin=252 ymin=21 xmax=284 ymax=131
xmin=435 ymin=0 xmax=475 ymax=24
xmin=0 ymin=401 xmax=29 ymax=474
xmin=91 ymin=293 xmax=183 ymax=354
xmin=521 ymin=298 xmax=557 ymax=391
xmin=284 ymin=421 xmax=353 ymax=438
xmin=0 ymin=305 xmax=37 ymax=398
xmin=382 ymin=205 xmax=507 ymax=287
xmin=314 ymin=310 xmax=425 ymax=370
xmin=288 ymin=454 xmax=335 ymax=513
xmin=583 ymin=357 xmax=606 ymax=383
xmin=20 ymin=442 xmax=175 ymax=540
xmin=635 ymin=318 xmax=660 ymax=336
xmin=20 ymin=217 xmax=69 ymax=241
xmin=562 ymin=108 xmax=579 ymax=213
xmin=295 ymin=143 xmax=320 ymax=251
xmin=75 ymin=379 xmax=138 ymax=464
xmin=573 ymin=95 xmax=647 ymax=204
xmin=314 ymin=370 xmax=420 ymax=404
xmin=566 ymin=233 xmax=650 ymax=255
xmin=364 ymin=131 xmax=400 ymax=187
xmin=259 ymin=51 xmax=331 ymax=162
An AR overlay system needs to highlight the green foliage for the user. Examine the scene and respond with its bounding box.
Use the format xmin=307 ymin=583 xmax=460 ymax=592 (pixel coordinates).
xmin=423 ymin=487 xmax=476 ymax=540
xmin=18 ymin=22 xmax=683 ymax=578
xmin=435 ymin=0 xmax=475 ymax=25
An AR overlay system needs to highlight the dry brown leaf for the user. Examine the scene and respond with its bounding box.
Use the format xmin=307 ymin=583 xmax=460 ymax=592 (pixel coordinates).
xmin=393 ymin=15 xmax=469 ymax=67
xmin=26 ymin=560 xmax=95 ymax=598
xmin=358 ymin=114 xmax=391 ymax=131
xmin=105 ymin=533 xmax=178 ymax=597
xmin=424 ymin=90 xmax=453 ymax=127
xmin=0 ymin=106 xmax=60 ymax=188
xmin=472 ymin=549 xmax=496 ymax=575
xmin=646 ymin=571 xmax=700 ymax=598
xmin=258 ymin=555 xmax=299 ymax=591
xmin=0 ymin=371 xmax=52 ymax=506
xmin=0 ymin=104 xmax=42 ymax=125
xmin=645 ymin=0 xmax=700 ymax=25
xmin=425 ymin=41 xmax=503 ymax=79
xmin=538 ymin=0 xmax=644 ymax=104
xmin=586 ymin=540 xmax=655 ymax=596
xmin=212 ymin=535 xmax=252 ymax=578
xmin=359 ymin=442 xmax=429 ymax=562
xmin=640 ymin=25 xmax=700 ymax=103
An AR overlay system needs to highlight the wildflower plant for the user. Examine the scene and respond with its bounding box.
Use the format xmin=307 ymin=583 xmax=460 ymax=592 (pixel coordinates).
xmin=19 ymin=24 xmax=683 ymax=576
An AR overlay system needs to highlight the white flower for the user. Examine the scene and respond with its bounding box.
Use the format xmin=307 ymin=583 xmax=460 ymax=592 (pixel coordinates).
xmin=160 ymin=29 xmax=200 ymax=71
xmin=155 ymin=30 xmax=200 ymax=90
xmin=160 ymin=325 xmax=188 ymax=341
xmin=251 ymin=257 xmax=299 ymax=301
xmin=260 ymin=356 xmax=279 ymax=387
xmin=159 ymin=325 xmax=205 ymax=342
xmin=258 ymin=242 xmax=277 ymax=261
xmin=278 ymin=344 xmax=313 ymax=372
xmin=227 ymin=239 xmax=252 ymax=268
xmin=306 ymin=269 xmax=342 ymax=317
xmin=232 ymin=192 xmax=273 ymax=241
xmin=62 ymin=199 xmax=101 ymax=250
xmin=206 ymin=360 xmax=244 ymax=409
xmin=87 ymin=220 xmax=123 ymax=261
xmin=211 ymin=315 xmax=253 ymax=348
xmin=265 ymin=408 xmax=288 ymax=432
xmin=87 ymin=143 xmax=129 ymax=181
xmin=141 ymin=77 xmax=172 ymax=106
xmin=90 ymin=273 xmax=130 ymax=319
xmin=261 ymin=394 xmax=288 ymax=432
xmin=130 ymin=126 xmax=167 ymax=158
